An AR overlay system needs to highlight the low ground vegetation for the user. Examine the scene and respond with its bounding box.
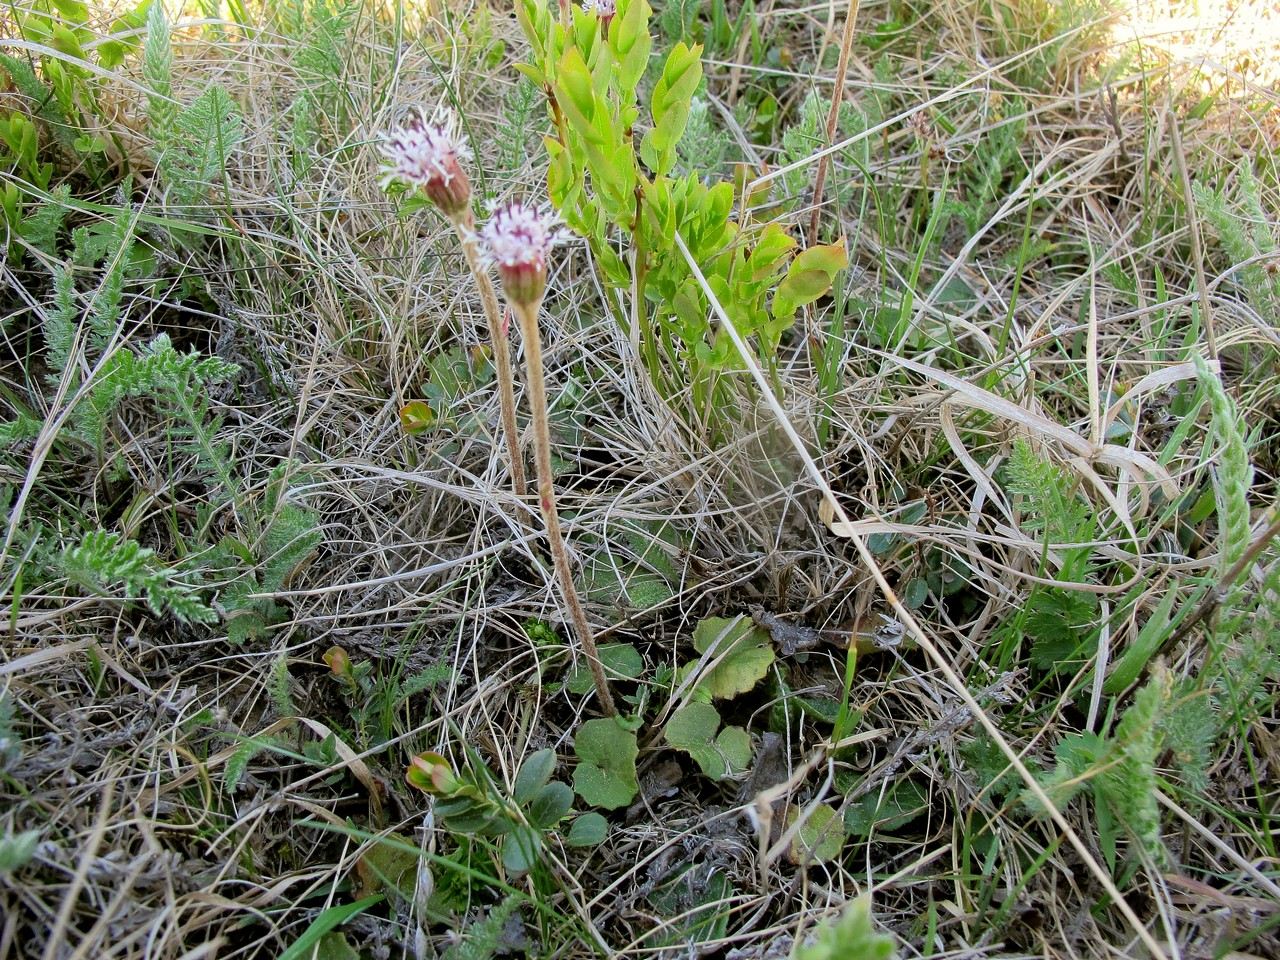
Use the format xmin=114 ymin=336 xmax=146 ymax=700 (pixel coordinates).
xmin=2 ymin=0 xmax=1279 ymax=957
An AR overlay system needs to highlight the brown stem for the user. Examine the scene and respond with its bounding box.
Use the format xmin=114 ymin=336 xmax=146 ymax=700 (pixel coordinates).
xmin=1168 ymin=511 xmax=1280 ymax=650
xmin=513 ymin=300 xmax=618 ymax=717
xmin=455 ymin=218 xmax=528 ymax=500
xmin=807 ymin=0 xmax=861 ymax=247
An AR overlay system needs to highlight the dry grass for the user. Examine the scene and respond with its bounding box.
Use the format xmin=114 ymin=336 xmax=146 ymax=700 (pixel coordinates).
xmin=1 ymin=0 xmax=1279 ymax=957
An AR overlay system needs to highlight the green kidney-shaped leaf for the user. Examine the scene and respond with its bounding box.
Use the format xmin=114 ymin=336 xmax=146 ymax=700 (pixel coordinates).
xmin=689 ymin=616 xmax=775 ymax=700
xmin=565 ymin=643 xmax=645 ymax=695
xmin=664 ymin=703 xmax=753 ymax=780
xmin=572 ymin=717 xmax=639 ymax=810
xmin=787 ymin=803 xmax=844 ymax=865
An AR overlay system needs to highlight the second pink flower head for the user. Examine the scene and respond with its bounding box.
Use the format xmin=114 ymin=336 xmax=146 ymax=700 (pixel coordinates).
xmin=480 ymin=200 xmax=569 ymax=309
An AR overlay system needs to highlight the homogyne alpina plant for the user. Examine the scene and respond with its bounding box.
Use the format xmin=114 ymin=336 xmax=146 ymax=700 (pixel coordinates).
xmin=482 ymin=199 xmax=618 ymax=717
xmin=514 ymin=0 xmax=846 ymax=424
xmin=381 ymin=110 xmax=527 ymax=499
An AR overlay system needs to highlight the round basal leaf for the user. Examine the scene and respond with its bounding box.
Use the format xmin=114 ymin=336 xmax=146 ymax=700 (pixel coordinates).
xmin=787 ymin=803 xmax=844 ymax=865
xmin=566 ymin=643 xmax=644 ymax=695
xmin=572 ymin=718 xmax=639 ymax=810
xmin=691 ymin=617 xmax=775 ymax=700
xmin=513 ymin=748 xmax=557 ymax=804
xmin=526 ymin=781 xmax=573 ymax=829
xmin=664 ymin=702 xmax=720 ymax=751
xmin=665 ymin=702 xmax=726 ymax=779
xmin=715 ymin=725 xmax=753 ymax=776
xmin=566 ymin=811 xmax=608 ymax=847
xmin=502 ymin=823 xmax=542 ymax=874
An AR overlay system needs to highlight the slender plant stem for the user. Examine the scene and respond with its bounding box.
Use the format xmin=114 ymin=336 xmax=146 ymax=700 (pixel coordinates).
xmin=513 ymin=301 xmax=617 ymax=717
xmin=807 ymin=0 xmax=860 ymax=246
xmin=454 ymin=218 xmax=528 ymax=500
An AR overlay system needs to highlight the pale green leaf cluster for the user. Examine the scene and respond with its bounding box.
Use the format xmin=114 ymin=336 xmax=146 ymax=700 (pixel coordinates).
xmin=206 ymin=467 xmax=324 ymax=645
xmin=793 ymin=897 xmax=897 ymax=960
xmin=515 ymin=0 xmax=846 ymax=420
xmin=156 ymin=87 xmax=244 ymax=209
xmin=664 ymin=702 xmax=751 ymax=780
xmin=571 ymin=717 xmax=639 ymax=809
xmin=441 ymin=894 xmax=524 ymax=960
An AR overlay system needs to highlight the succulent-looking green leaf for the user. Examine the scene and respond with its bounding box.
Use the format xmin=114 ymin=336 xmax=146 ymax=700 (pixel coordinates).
xmin=688 ymin=616 xmax=775 ymax=700
xmin=0 ymin=830 xmax=40 ymax=874
xmin=399 ymin=400 xmax=434 ymax=434
xmin=526 ymin=781 xmax=573 ymax=829
xmin=787 ymin=803 xmax=843 ymax=864
xmin=793 ymin=897 xmax=898 ymax=960
xmin=572 ymin=717 xmax=639 ymax=810
xmin=772 ymin=240 xmax=848 ymax=321
xmin=513 ymin=748 xmax=557 ymax=804
xmin=502 ymin=823 xmax=542 ymax=874
xmin=566 ymin=811 xmax=608 ymax=847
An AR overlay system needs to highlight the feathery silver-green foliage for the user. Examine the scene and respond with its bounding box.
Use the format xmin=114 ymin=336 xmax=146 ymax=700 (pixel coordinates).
xmin=143 ymin=0 xmax=177 ymax=148
xmin=18 ymin=184 xmax=72 ymax=256
xmin=206 ymin=466 xmax=323 ymax=645
xmin=1100 ymin=666 xmax=1170 ymax=864
xmin=943 ymin=98 xmax=1026 ymax=236
xmin=284 ymin=0 xmax=359 ymax=135
xmin=0 ymin=414 xmax=40 ymax=447
xmin=1193 ymin=161 xmax=1280 ymax=327
xmin=1196 ymin=353 xmax=1253 ymax=625
xmin=1002 ymin=439 xmax=1100 ymax=668
xmin=77 ymin=333 xmax=240 ymax=456
xmin=499 ymin=77 xmax=541 ymax=178
xmin=1026 ymin=666 xmax=1170 ymax=866
xmin=59 ymin=529 xmax=215 ymax=624
xmin=676 ymin=97 xmax=731 ymax=180
xmin=43 ymin=266 xmax=79 ymax=379
xmin=1192 ymin=352 xmax=1277 ymax=719
xmin=440 ymin=895 xmax=525 ymax=960
xmin=779 ymin=91 xmax=870 ymax=216
xmin=159 ymin=88 xmax=245 ymax=209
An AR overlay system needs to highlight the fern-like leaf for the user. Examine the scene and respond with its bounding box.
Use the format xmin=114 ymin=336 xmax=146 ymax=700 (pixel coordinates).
xmin=441 ymin=895 xmax=525 ymax=960
xmin=60 ymin=529 xmax=216 ymax=624
xmin=160 ymin=87 xmax=244 ymax=208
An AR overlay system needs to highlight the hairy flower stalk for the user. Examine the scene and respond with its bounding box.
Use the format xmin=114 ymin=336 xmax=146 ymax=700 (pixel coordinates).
xmin=483 ymin=201 xmax=618 ymax=716
xmin=381 ymin=112 xmax=527 ymax=499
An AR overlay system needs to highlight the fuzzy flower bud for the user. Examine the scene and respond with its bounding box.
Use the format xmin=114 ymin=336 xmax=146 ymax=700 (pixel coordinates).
xmin=480 ymin=200 xmax=569 ymax=308
xmin=380 ymin=111 xmax=472 ymax=218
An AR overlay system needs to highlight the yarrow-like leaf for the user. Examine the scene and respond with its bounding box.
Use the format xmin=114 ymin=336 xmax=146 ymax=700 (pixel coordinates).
xmin=380 ymin=110 xmax=472 ymax=217
xmin=480 ymin=199 xmax=571 ymax=307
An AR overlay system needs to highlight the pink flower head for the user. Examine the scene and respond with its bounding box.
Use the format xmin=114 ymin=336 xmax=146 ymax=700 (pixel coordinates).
xmin=582 ymin=0 xmax=616 ymax=26
xmin=480 ymin=200 xmax=570 ymax=307
xmin=380 ymin=110 xmax=472 ymax=218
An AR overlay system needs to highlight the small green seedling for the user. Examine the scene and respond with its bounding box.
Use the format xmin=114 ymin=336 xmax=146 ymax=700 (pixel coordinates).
xmin=407 ymin=747 xmax=603 ymax=873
